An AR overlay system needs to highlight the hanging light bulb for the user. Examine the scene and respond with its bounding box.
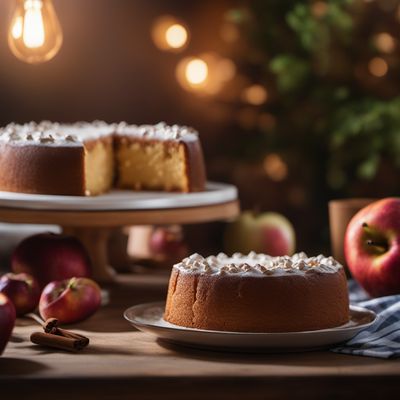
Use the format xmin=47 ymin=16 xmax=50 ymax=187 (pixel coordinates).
xmin=8 ymin=0 xmax=63 ymax=64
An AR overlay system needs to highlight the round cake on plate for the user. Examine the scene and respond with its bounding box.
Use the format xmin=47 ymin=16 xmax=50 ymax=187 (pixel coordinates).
xmin=164 ymin=252 xmax=349 ymax=333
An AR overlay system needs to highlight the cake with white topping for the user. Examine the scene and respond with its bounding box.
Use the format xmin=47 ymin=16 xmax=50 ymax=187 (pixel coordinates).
xmin=164 ymin=252 xmax=349 ymax=332
xmin=0 ymin=121 xmax=206 ymax=196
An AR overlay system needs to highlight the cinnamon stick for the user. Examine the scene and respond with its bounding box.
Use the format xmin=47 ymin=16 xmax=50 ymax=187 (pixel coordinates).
xmin=42 ymin=318 xmax=89 ymax=344
xmin=30 ymin=332 xmax=88 ymax=352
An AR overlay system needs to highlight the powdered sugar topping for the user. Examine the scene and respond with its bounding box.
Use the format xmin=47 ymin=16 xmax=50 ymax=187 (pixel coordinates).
xmin=116 ymin=122 xmax=198 ymax=141
xmin=0 ymin=121 xmax=198 ymax=145
xmin=0 ymin=121 xmax=114 ymax=146
xmin=174 ymin=252 xmax=342 ymax=276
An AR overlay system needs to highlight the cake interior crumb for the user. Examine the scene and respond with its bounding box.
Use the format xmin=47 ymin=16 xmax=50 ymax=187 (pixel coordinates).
xmin=116 ymin=141 xmax=188 ymax=192
xmin=84 ymin=140 xmax=114 ymax=196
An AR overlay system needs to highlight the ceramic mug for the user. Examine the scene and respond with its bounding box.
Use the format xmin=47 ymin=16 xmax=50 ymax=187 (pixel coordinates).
xmin=328 ymin=198 xmax=376 ymax=266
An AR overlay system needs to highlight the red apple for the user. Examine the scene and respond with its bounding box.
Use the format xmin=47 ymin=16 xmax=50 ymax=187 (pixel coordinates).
xmin=149 ymin=225 xmax=189 ymax=262
xmin=12 ymin=233 xmax=91 ymax=288
xmin=224 ymin=211 xmax=296 ymax=256
xmin=0 ymin=273 xmax=40 ymax=316
xmin=0 ymin=293 xmax=16 ymax=355
xmin=345 ymin=197 xmax=400 ymax=297
xmin=39 ymin=277 xmax=102 ymax=324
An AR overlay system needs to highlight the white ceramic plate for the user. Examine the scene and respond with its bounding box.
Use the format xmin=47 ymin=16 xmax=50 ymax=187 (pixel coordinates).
xmin=0 ymin=182 xmax=237 ymax=211
xmin=124 ymin=302 xmax=377 ymax=353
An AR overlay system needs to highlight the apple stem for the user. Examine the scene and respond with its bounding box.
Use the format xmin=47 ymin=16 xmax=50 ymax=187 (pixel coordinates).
xmin=68 ymin=277 xmax=77 ymax=290
xmin=362 ymin=222 xmax=374 ymax=235
xmin=362 ymin=222 xmax=388 ymax=253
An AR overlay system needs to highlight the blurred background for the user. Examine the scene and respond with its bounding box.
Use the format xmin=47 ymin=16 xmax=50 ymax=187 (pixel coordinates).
xmin=1 ymin=0 xmax=400 ymax=261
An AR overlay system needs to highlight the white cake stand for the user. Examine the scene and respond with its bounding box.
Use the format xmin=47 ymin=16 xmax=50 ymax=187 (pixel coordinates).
xmin=0 ymin=182 xmax=239 ymax=281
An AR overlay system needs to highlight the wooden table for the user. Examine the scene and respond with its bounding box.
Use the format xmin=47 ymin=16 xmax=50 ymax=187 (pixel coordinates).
xmin=1 ymin=274 xmax=399 ymax=399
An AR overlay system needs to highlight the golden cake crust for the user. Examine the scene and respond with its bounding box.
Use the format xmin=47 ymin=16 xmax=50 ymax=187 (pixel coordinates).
xmin=0 ymin=143 xmax=86 ymax=196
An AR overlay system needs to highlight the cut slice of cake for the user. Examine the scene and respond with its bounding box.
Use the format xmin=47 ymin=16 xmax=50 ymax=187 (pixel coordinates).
xmin=115 ymin=122 xmax=206 ymax=192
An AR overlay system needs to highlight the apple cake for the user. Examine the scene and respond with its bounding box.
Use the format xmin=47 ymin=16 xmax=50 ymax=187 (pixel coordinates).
xmin=164 ymin=252 xmax=349 ymax=332
xmin=0 ymin=121 xmax=206 ymax=196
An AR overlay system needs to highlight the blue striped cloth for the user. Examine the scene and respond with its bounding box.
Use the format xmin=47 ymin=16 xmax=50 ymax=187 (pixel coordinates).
xmin=331 ymin=280 xmax=400 ymax=359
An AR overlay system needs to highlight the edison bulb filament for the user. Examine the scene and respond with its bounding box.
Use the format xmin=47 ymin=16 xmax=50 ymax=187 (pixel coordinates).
xmin=8 ymin=0 xmax=63 ymax=64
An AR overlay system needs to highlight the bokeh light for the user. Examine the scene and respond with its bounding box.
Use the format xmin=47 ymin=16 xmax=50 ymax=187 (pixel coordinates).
xmin=186 ymin=59 xmax=208 ymax=85
xmin=176 ymin=54 xmax=236 ymax=95
xmin=152 ymin=16 xmax=189 ymax=52
xmin=311 ymin=1 xmax=328 ymax=18
xmin=374 ymin=33 xmax=396 ymax=54
xmin=165 ymin=24 xmax=188 ymax=49
xmin=242 ymin=84 xmax=268 ymax=105
xmin=368 ymin=57 xmax=388 ymax=77
xmin=263 ymin=154 xmax=288 ymax=181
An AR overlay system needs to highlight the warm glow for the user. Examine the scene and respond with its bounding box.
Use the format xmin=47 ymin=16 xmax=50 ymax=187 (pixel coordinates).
xmin=185 ymin=59 xmax=208 ymax=85
xmin=176 ymin=54 xmax=235 ymax=95
xmin=220 ymin=23 xmax=240 ymax=43
xmin=263 ymin=154 xmax=288 ymax=181
xmin=242 ymin=85 xmax=268 ymax=105
xmin=374 ymin=33 xmax=396 ymax=54
xmin=216 ymin=58 xmax=236 ymax=82
xmin=165 ymin=24 xmax=188 ymax=49
xmin=311 ymin=1 xmax=328 ymax=18
xmin=23 ymin=0 xmax=45 ymax=48
xmin=368 ymin=57 xmax=388 ymax=77
xmin=11 ymin=16 xmax=23 ymax=39
xmin=152 ymin=16 xmax=189 ymax=52
xmin=8 ymin=0 xmax=63 ymax=64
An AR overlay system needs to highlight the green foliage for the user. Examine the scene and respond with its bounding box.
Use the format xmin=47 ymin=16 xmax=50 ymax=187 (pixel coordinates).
xmin=245 ymin=0 xmax=400 ymax=193
xmin=287 ymin=1 xmax=353 ymax=52
xmin=270 ymin=55 xmax=310 ymax=92
xmin=329 ymin=97 xmax=400 ymax=183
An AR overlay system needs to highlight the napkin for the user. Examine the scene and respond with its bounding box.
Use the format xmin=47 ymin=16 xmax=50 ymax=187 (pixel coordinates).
xmin=331 ymin=280 xmax=400 ymax=359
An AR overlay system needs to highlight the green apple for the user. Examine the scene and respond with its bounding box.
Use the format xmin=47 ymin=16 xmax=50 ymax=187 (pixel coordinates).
xmin=224 ymin=211 xmax=296 ymax=256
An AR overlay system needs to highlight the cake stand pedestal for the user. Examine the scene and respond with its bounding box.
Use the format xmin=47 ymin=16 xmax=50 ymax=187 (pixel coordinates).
xmin=0 ymin=183 xmax=239 ymax=282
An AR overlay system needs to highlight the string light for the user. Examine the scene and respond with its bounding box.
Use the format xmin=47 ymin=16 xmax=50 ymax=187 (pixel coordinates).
xmin=152 ymin=16 xmax=189 ymax=52
xmin=368 ymin=57 xmax=388 ymax=77
xmin=176 ymin=53 xmax=235 ymax=95
xmin=242 ymin=85 xmax=268 ymax=105
xmin=263 ymin=154 xmax=288 ymax=181
xmin=186 ymin=59 xmax=208 ymax=85
xmin=8 ymin=0 xmax=63 ymax=64
xmin=176 ymin=56 xmax=209 ymax=92
xmin=165 ymin=24 xmax=188 ymax=49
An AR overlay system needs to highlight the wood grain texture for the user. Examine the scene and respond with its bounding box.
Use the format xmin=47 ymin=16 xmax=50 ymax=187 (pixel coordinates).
xmin=0 ymin=200 xmax=239 ymax=226
xmin=1 ymin=274 xmax=399 ymax=400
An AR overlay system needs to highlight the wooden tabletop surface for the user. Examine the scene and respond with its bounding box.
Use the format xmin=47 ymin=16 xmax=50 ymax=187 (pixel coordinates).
xmin=1 ymin=273 xmax=399 ymax=399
